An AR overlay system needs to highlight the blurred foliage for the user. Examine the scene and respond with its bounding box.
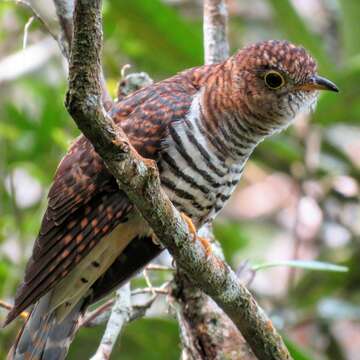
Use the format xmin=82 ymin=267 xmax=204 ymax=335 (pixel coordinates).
xmin=68 ymin=318 xmax=180 ymax=360
xmin=0 ymin=0 xmax=360 ymax=359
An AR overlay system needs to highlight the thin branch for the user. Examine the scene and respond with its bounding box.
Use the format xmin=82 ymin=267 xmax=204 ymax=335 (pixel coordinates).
xmin=145 ymin=264 xmax=174 ymax=272
xmin=0 ymin=300 xmax=28 ymax=320
xmin=0 ymin=300 xmax=13 ymax=312
xmin=131 ymin=282 xmax=170 ymax=296
xmin=22 ymin=16 xmax=34 ymax=49
xmin=131 ymin=288 xmax=168 ymax=296
xmin=142 ymin=269 xmax=156 ymax=297
xmin=65 ymin=1 xmax=292 ymax=359
xmin=203 ymin=0 xmax=230 ymax=65
xmin=11 ymin=0 xmax=59 ymax=41
xmin=53 ymin=0 xmax=74 ymax=55
xmin=52 ymin=0 xmax=113 ymax=109
xmin=78 ymin=298 xmax=115 ymax=328
xmin=80 ymin=291 xmax=162 ymax=328
xmin=90 ymin=284 xmax=131 ymax=360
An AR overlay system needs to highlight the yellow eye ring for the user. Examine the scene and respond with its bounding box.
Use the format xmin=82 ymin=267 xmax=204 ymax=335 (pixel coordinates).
xmin=264 ymin=71 xmax=285 ymax=89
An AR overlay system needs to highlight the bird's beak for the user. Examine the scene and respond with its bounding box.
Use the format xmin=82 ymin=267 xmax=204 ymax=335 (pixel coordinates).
xmin=296 ymin=75 xmax=339 ymax=92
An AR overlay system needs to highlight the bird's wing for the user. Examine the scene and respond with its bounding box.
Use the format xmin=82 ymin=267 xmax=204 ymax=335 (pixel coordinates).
xmin=5 ymin=137 xmax=132 ymax=324
xmin=5 ymin=70 xmax=201 ymax=325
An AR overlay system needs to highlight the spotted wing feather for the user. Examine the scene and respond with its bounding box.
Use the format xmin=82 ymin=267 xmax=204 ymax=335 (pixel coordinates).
xmin=5 ymin=66 xmax=205 ymax=326
xmin=5 ymin=142 xmax=131 ymax=325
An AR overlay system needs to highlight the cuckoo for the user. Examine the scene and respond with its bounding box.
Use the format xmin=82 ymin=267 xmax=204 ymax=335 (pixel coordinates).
xmin=4 ymin=40 xmax=338 ymax=360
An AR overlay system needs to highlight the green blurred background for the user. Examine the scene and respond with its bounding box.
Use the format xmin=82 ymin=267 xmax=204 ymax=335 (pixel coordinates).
xmin=0 ymin=0 xmax=359 ymax=359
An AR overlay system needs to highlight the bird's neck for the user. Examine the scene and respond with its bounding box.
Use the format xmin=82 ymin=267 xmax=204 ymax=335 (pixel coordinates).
xmin=194 ymin=66 xmax=265 ymax=164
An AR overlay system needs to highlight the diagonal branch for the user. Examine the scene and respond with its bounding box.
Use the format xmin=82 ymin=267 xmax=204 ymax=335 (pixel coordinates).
xmin=65 ymin=1 xmax=292 ymax=359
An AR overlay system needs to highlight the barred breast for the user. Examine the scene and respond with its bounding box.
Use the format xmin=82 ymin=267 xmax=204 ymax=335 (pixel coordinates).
xmin=159 ymin=92 xmax=254 ymax=226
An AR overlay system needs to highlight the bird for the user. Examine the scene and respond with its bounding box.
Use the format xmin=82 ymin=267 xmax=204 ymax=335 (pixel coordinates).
xmin=4 ymin=40 xmax=338 ymax=360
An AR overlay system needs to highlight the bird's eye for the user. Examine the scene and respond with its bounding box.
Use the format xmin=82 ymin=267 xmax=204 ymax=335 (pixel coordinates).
xmin=264 ymin=71 xmax=285 ymax=89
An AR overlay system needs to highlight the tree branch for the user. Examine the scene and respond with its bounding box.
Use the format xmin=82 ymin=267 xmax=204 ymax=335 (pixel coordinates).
xmin=90 ymin=284 xmax=131 ymax=360
xmin=10 ymin=0 xmax=59 ymax=45
xmin=65 ymin=1 xmax=292 ymax=359
xmin=175 ymin=225 xmax=256 ymax=360
xmin=53 ymin=0 xmax=74 ymax=54
xmin=203 ymin=0 xmax=230 ymax=64
xmin=53 ymin=0 xmax=112 ymax=109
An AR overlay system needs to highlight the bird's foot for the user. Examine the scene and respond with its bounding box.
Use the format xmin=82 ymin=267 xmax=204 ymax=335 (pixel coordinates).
xmin=180 ymin=212 xmax=212 ymax=257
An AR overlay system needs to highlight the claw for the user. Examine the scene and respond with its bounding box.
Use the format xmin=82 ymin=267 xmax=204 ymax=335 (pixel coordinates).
xmin=180 ymin=212 xmax=212 ymax=257
xmin=197 ymin=236 xmax=212 ymax=257
xmin=180 ymin=212 xmax=197 ymax=241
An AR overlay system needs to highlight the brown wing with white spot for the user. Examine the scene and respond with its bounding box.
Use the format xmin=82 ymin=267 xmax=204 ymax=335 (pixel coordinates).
xmin=4 ymin=137 xmax=133 ymax=325
xmin=5 ymin=65 xmax=207 ymax=325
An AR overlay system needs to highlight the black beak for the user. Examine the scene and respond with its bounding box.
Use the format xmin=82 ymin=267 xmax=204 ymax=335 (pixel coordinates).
xmin=297 ymin=75 xmax=339 ymax=92
xmin=311 ymin=75 xmax=339 ymax=92
xmin=296 ymin=75 xmax=339 ymax=92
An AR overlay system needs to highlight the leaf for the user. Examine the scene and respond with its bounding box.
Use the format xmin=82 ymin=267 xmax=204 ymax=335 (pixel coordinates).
xmin=252 ymin=260 xmax=348 ymax=273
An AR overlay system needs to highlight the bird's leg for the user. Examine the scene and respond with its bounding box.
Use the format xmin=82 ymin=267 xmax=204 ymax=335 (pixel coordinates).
xmin=180 ymin=213 xmax=212 ymax=257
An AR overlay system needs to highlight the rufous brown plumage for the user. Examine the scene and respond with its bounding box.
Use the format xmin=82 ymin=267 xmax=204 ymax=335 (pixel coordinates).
xmin=5 ymin=40 xmax=338 ymax=360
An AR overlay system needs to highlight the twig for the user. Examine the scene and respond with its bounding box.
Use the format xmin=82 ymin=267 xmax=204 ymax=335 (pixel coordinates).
xmin=145 ymin=264 xmax=174 ymax=272
xmin=65 ymin=1 xmax=292 ymax=359
xmin=133 ymin=279 xmax=170 ymax=296
xmin=22 ymin=16 xmax=34 ymax=49
xmin=80 ymin=291 xmax=162 ymax=328
xmin=78 ymin=298 xmax=115 ymax=328
xmin=0 ymin=300 xmax=28 ymax=320
xmin=131 ymin=283 xmax=170 ymax=296
xmin=8 ymin=0 xmax=60 ymax=47
xmin=80 ymin=281 xmax=169 ymax=328
xmin=142 ymin=269 xmax=155 ymax=297
xmin=90 ymin=284 xmax=131 ymax=360
xmin=52 ymin=0 xmax=113 ymax=109
xmin=203 ymin=0 xmax=230 ymax=65
xmin=53 ymin=0 xmax=74 ymax=56
xmin=0 ymin=300 xmax=13 ymax=311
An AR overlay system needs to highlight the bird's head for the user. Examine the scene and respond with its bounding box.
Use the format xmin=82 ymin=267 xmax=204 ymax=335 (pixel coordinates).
xmin=230 ymin=40 xmax=338 ymax=134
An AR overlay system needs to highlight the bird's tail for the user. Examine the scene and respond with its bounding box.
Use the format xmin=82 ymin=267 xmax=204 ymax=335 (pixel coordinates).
xmin=8 ymin=292 xmax=83 ymax=360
